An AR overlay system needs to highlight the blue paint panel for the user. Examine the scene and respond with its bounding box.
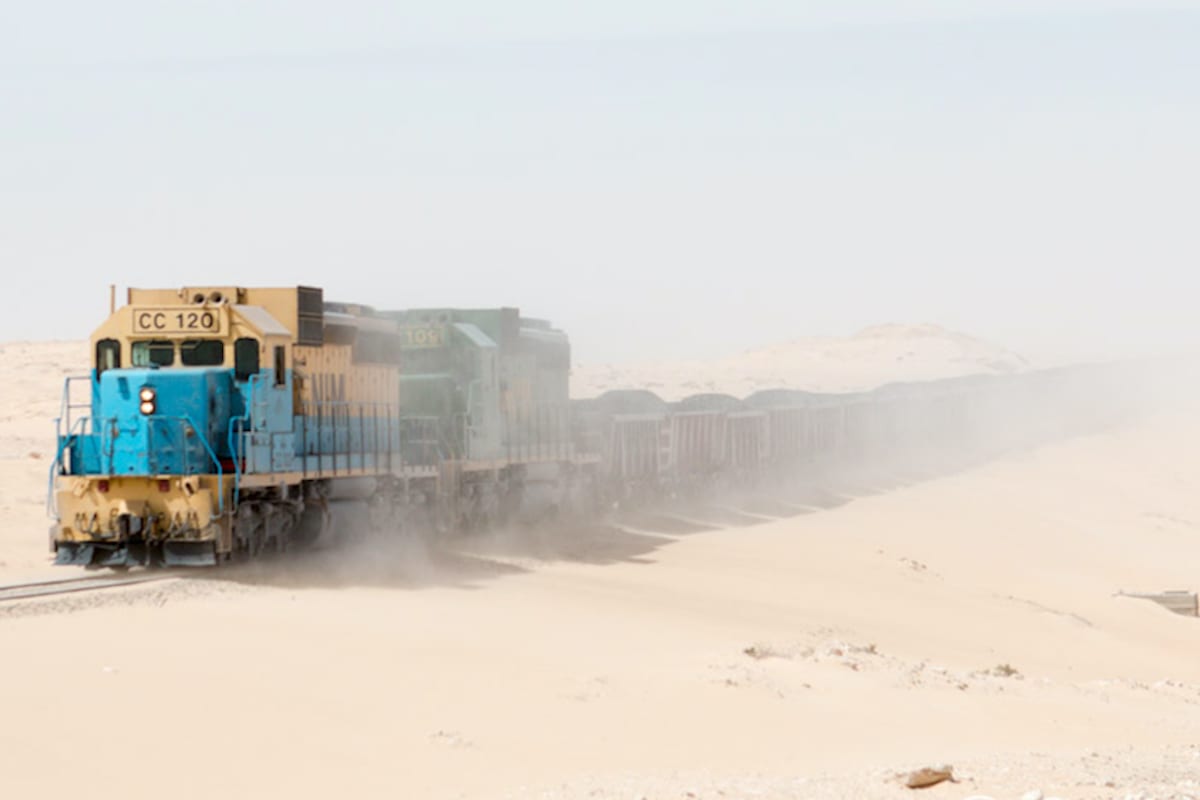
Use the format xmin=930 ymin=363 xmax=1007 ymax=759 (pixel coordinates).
xmin=73 ymin=367 xmax=232 ymax=476
xmin=234 ymin=369 xmax=295 ymax=474
xmin=260 ymin=369 xmax=294 ymax=433
xmin=69 ymin=433 xmax=104 ymax=474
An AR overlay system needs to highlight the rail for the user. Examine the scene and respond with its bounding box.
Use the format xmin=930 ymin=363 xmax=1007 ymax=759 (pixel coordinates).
xmin=0 ymin=572 xmax=183 ymax=604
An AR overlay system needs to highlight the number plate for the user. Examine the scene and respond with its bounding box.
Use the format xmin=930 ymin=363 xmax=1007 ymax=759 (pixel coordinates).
xmin=132 ymin=307 xmax=224 ymax=335
xmin=399 ymin=326 xmax=444 ymax=347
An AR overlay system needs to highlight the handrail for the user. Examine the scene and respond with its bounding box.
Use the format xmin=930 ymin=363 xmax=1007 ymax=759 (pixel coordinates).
xmin=58 ymin=375 xmax=92 ymax=435
xmin=392 ymin=413 xmax=447 ymax=466
xmin=146 ymin=414 xmax=227 ymax=515
xmin=228 ymin=395 xmax=429 ymax=482
xmin=46 ymin=415 xmax=90 ymax=517
xmin=179 ymin=413 xmax=225 ymax=515
xmin=226 ymin=373 xmax=260 ymax=506
xmin=226 ymin=414 xmax=247 ymax=506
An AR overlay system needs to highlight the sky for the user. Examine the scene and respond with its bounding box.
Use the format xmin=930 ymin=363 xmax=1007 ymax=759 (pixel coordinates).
xmin=1 ymin=1 xmax=1197 ymax=364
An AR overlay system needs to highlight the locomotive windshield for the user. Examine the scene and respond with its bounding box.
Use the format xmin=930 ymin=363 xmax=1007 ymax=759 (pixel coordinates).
xmin=180 ymin=339 xmax=223 ymax=366
xmin=131 ymin=340 xmax=175 ymax=367
xmin=130 ymin=339 xmax=224 ymax=368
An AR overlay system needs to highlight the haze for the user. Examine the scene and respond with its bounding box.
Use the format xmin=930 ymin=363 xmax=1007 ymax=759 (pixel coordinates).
xmin=2 ymin=1 xmax=1197 ymax=365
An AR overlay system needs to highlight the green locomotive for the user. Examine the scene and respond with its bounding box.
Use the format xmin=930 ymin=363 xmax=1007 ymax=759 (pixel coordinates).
xmin=379 ymin=307 xmax=591 ymax=528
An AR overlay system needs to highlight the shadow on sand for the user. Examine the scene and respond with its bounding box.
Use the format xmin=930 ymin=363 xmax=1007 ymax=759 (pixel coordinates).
xmin=201 ymin=445 xmax=1009 ymax=594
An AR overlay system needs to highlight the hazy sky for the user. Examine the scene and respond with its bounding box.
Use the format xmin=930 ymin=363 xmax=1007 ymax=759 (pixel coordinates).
xmin=2 ymin=2 xmax=1197 ymax=364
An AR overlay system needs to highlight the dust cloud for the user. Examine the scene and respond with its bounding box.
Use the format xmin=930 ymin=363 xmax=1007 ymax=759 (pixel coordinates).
xmin=4 ymin=338 xmax=1200 ymax=800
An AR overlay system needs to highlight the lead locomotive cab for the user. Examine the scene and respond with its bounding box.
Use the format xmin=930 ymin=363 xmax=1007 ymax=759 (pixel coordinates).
xmin=49 ymin=286 xmax=324 ymax=568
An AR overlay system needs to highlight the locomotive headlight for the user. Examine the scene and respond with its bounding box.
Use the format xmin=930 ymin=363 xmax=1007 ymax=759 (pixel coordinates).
xmin=138 ymin=386 xmax=156 ymax=415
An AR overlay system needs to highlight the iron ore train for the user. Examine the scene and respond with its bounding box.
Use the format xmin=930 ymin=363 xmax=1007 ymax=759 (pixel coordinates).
xmin=49 ymin=285 xmax=1120 ymax=567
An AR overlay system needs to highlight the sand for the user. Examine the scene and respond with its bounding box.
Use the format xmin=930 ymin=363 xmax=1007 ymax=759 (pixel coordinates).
xmin=0 ymin=340 xmax=88 ymax=579
xmin=2 ymin=338 xmax=1199 ymax=799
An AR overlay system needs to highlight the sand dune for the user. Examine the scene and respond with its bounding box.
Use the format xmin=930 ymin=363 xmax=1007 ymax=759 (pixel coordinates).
xmin=2 ymin=339 xmax=1198 ymax=799
xmin=572 ymin=323 xmax=1028 ymax=400
xmin=0 ymin=341 xmax=88 ymax=578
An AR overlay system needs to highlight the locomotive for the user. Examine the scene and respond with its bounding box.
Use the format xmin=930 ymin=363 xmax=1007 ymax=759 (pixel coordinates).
xmin=49 ymin=286 xmax=586 ymax=567
xmin=49 ymin=284 xmax=1126 ymax=568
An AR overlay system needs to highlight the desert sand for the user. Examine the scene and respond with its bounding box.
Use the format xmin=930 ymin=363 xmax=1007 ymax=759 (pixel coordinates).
xmin=2 ymin=338 xmax=1199 ymax=800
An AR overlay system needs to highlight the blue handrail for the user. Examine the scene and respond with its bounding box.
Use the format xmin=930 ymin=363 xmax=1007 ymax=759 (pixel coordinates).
xmin=144 ymin=413 xmax=227 ymax=515
xmin=225 ymin=373 xmax=260 ymax=507
xmin=178 ymin=413 xmax=225 ymax=516
xmin=226 ymin=414 xmax=246 ymax=506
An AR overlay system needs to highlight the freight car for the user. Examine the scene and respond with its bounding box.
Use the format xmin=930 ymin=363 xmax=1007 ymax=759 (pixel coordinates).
xmin=566 ymin=366 xmax=1124 ymax=503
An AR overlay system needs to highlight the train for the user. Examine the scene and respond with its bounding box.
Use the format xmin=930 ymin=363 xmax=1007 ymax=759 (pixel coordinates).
xmin=48 ymin=284 xmax=1127 ymax=568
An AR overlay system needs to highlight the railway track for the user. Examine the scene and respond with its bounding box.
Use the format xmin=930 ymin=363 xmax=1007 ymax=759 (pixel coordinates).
xmin=0 ymin=572 xmax=181 ymax=603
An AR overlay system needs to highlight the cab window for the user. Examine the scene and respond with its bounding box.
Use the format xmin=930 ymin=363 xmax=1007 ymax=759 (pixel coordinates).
xmin=180 ymin=339 xmax=224 ymax=366
xmin=95 ymin=339 xmax=120 ymax=376
xmin=131 ymin=340 xmax=174 ymax=367
xmin=234 ymin=338 xmax=260 ymax=382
